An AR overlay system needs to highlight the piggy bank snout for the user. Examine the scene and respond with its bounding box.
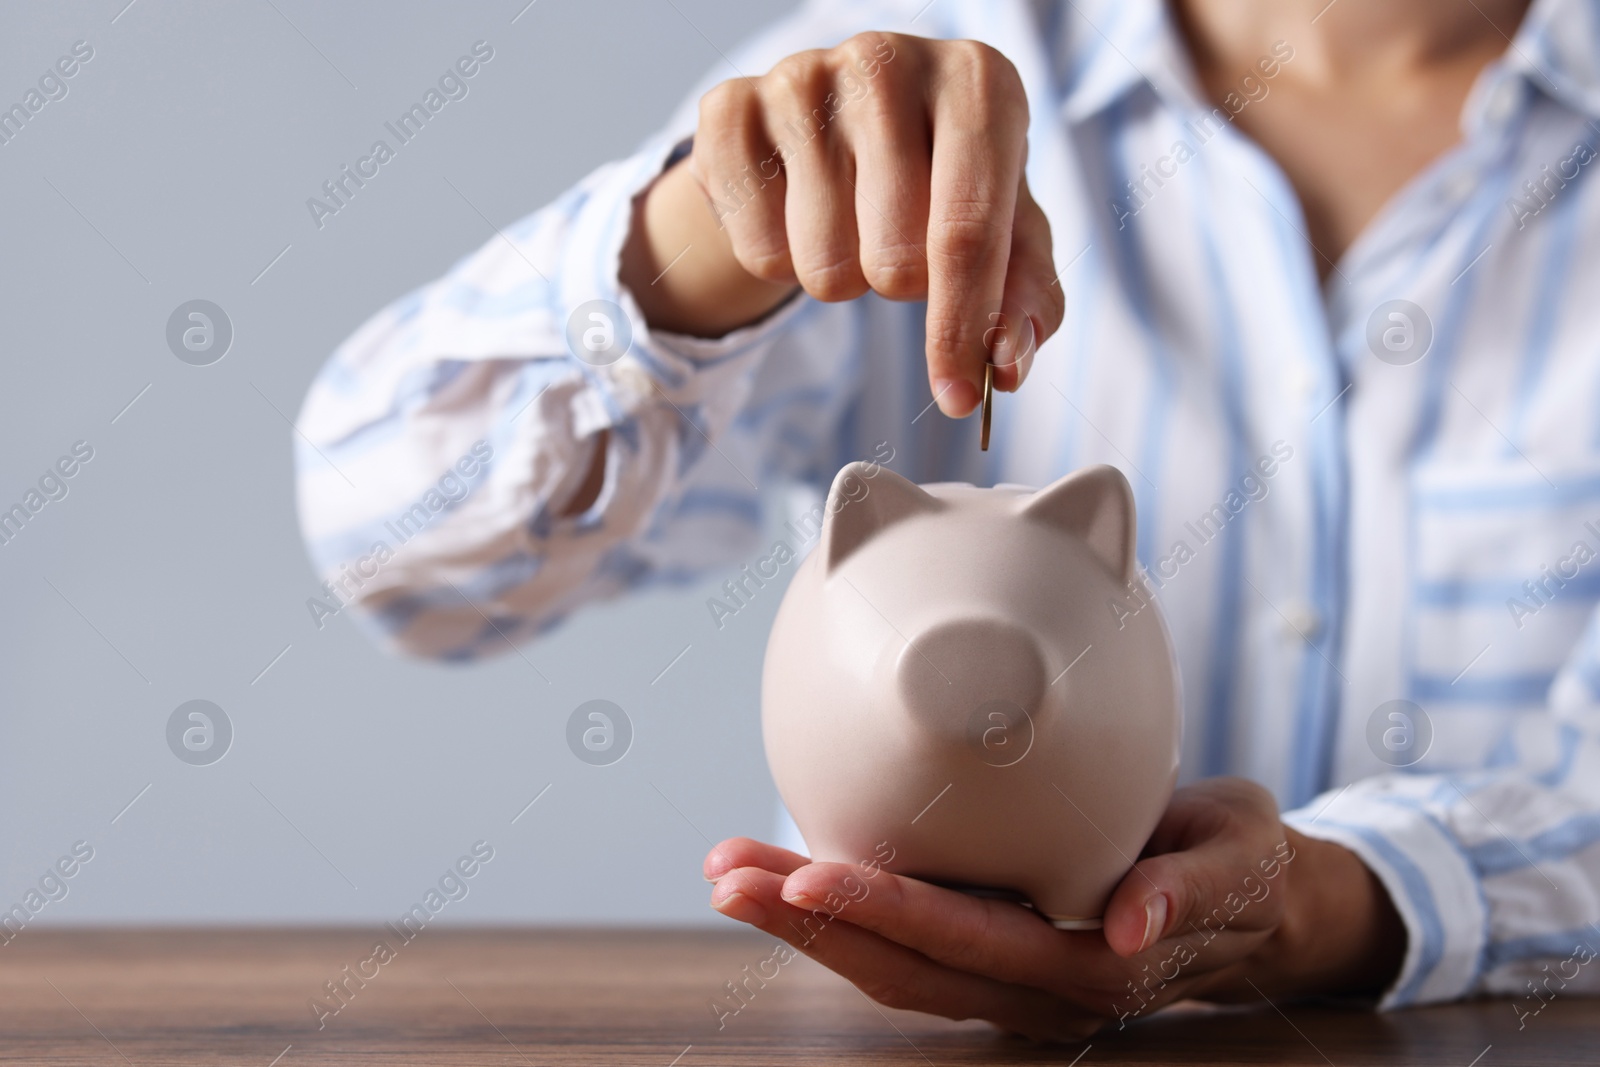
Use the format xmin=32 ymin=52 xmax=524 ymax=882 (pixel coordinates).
xmin=894 ymin=617 xmax=1048 ymax=743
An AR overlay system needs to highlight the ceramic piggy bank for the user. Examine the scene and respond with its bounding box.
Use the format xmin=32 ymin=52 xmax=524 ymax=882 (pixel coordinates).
xmin=762 ymin=462 xmax=1181 ymax=927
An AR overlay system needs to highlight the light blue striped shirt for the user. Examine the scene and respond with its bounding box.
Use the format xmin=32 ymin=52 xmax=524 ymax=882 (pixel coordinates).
xmin=297 ymin=0 xmax=1600 ymax=1011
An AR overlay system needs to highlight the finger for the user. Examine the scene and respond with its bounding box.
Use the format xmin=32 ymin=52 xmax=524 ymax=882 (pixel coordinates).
xmin=924 ymin=41 xmax=1028 ymax=416
xmin=992 ymin=175 xmax=1061 ymax=391
xmin=1103 ymin=788 xmax=1286 ymax=958
xmin=840 ymin=43 xmax=930 ymax=301
xmin=692 ymin=78 xmax=794 ymax=283
xmin=780 ymin=862 xmax=1082 ymax=991
xmin=1141 ymin=781 xmax=1244 ymax=857
xmin=712 ymin=866 xmax=1099 ymax=1041
xmin=703 ymin=837 xmax=810 ymax=882
xmin=762 ymin=53 xmax=870 ymax=302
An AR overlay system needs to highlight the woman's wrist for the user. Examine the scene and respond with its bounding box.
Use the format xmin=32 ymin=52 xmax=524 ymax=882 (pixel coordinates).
xmin=1265 ymin=828 xmax=1408 ymax=999
xmin=618 ymin=159 xmax=798 ymax=338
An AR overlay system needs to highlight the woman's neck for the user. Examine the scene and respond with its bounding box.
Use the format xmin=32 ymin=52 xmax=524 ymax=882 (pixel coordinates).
xmin=1173 ymin=0 xmax=1533 ymax=82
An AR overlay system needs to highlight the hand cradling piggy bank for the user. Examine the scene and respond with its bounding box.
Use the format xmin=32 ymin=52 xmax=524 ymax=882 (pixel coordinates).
xmin=762 ymin=461 xmax=1182 ymax=927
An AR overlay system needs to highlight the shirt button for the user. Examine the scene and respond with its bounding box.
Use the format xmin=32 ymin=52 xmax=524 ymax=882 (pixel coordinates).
xmin=612 ymin=362 xmax=654 ymax=399
xmin=1282 ymin=602 xmax=1322 ymax=641
xmin=1287 ymin=365 xmax=1318 ymax=406
xmin=1443 ymin=171 xmax=1476 ymax=202
xmin=1484 ymin=79 xmax=1520 ymax=125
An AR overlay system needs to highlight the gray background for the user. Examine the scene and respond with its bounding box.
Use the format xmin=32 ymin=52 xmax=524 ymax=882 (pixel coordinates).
xmin=0 ymin=0 xmax=800 ymax=926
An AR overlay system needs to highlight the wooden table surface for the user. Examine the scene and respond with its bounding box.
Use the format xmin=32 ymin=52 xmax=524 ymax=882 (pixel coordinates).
xmin=1 ymin=928 xmax=1594 ymax=1065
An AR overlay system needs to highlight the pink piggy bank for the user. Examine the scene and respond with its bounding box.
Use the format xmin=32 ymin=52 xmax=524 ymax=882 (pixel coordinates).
xmin=762 ymin=461 xmax=1182 ymax=927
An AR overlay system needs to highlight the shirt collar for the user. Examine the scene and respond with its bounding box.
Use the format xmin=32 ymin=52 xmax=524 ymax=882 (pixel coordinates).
xmin=1053 ymin=0 xmax=1177 ymax=123
xmin=1051 ymin=0 xmax=1600 ymax=125
xmin=1505 ymin=0 xmax=1600 ymax=119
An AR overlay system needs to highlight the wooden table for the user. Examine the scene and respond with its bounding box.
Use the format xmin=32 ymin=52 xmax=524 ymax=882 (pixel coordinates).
xmin=2 ymin=928 xmax=1594 ymax=1065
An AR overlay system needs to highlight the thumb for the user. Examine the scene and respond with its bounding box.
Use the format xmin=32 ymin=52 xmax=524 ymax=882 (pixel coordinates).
xmin=990 ymin=175 xmax=1062 ymax=393
xmin=1101 ymin=829 xmax=1293 ymax=958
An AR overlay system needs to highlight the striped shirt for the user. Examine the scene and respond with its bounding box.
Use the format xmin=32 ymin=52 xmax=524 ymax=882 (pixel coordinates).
xmin=296 ymin=0 xmax=1600 ymax=1011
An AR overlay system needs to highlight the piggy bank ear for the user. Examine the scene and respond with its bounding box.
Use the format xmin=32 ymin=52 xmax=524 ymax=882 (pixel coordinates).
xmin=1019 ymin=465 xmax=1136 ymax=583
xmin=821 ymin=461 xmax=940 ymax=574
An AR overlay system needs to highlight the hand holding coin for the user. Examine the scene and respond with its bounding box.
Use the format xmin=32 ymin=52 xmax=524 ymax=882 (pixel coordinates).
xmin=980 ymin=306 xmax=1037 ymax=452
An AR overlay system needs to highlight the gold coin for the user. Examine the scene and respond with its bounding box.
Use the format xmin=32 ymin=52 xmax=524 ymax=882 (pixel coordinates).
xmin=980 ymin=362 xmax=994 ymax=452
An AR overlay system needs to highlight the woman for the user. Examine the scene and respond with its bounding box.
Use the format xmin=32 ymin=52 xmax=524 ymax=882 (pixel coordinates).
xmin=296 ymin=0 xmax=1600 ymax=1037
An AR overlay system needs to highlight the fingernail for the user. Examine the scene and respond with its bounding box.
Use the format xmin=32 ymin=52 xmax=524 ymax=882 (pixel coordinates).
xmin=780 ymin=887 xmax=823 ymax=910
xmin=933 ymin=378 xmax=979 ymax=418
xmin=1140 ymin=895 xmax=1168 ymax=953
xmin=712 ymin=890 xmax=767 ymax=925
xmin=1011 ymin=316 xmax=1041 ymax=388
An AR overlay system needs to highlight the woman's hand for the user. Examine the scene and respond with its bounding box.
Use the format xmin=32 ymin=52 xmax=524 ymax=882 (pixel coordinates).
xmin=621 ymin=32 xmax=1064 ymax=416
xmin=703 ymin=778 xmax=1406 ymax=1041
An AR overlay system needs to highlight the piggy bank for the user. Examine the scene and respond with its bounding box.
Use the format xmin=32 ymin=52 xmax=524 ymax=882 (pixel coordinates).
xmin=762 ymin=462 xmax=1181 ymax=927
